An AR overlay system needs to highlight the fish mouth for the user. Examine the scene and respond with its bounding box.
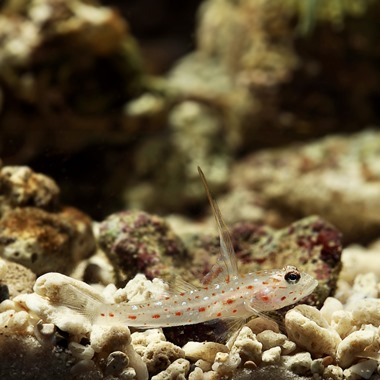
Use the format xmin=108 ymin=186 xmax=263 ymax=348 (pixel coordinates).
xmin=303 ymin=277 xmax=319 ymax=297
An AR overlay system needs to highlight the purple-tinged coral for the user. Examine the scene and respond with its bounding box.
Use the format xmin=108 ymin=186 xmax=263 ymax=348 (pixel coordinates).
xmin=98 ymin=210 xmax=187 ymax=285
xmin=180 ymin=216 xmax=342 ymax=308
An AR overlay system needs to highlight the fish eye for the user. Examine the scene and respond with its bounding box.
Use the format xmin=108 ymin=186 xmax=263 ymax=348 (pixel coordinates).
xmin=284 ymin=270 xmax=301 ymax=284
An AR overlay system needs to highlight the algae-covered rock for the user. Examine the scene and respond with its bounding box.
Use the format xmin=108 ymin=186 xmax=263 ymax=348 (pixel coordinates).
xmin=0 ymin=163 xmax=96 ymax=275
xmin=232 ymin=129 xmax=380 ymax=243
xmin=0 ymin=206 xmax=95 ymax=275
xmin=0 ymin=165 xmax=59 ymax=213
xmin=0 ymin=0 xmax=147 ymax=161
xmin=0 ymin=258 xmax=36 ymax=298
xmin=178 ymin=216 xmax=342 ymax=308
xmin=98 ymin=210 xmax=187 ymax=285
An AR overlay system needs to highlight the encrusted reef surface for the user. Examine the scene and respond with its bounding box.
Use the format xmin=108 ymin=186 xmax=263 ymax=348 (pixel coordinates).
xmin=0 ymin=162 xmax=379 ymax=379
xmin=0 ymin=164 xmax=96 ymax=275
xmin=227 ymin=129 xmax=380 ymax=243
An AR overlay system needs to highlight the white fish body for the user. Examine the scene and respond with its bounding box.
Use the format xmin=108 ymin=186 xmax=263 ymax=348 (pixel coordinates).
xmin=36 ymin=167 xmax=318 ymax=332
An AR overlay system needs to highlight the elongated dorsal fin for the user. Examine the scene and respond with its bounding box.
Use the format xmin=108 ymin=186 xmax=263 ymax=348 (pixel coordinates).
xmin=161 ymin=274 xmax=200 ymax=296
xmin=197 ymin=167 xmax=239 ymax=285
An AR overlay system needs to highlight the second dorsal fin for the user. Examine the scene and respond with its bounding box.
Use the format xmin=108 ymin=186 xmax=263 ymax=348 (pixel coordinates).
xmin=197 ymin=167 xmax=239 ymax=285
xmin=161 ymin=274 xmax=200 ymax=296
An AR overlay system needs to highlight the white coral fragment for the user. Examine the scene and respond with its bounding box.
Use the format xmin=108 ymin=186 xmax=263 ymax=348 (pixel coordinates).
xmin=230 ymin=326 xmax=262 ymax=362
xmin=90 ymin=324 xmax=131 ymax=353
xmin=261 ymin=346 xmax=281 ymax=363
xmin=285 ymin=304 xmax=341 ymax=356
xmin=68 ymin=341 xmax=95 ymax=361
xmin=116 ymin=274 xmax=169 ymax=303
xmin=151 ymin=358 xmax=190 ymax=380
xmin=256 ymin=330 xmax=296 ymax=354
xmin=282 ymin=352 xmax=312 ymax=376
xmin=330 ymin=309 xmax=355 ymax=339
xmin=142 ymin=341 xmax=185 ymax=375
xmin=211 ymin=351 xmax=241 ymax=375
xmin=183 ymin=341 xmax=228 ymax=363
xmin=323 ymin=364 xmax=344 ymax=380
xmin=320 ymin=297 xmax=344 ymax=324
xmin=351 ymin=298 xmax=380 ymax=327
xmin=336 ymin=328 xmax=377 ymax=368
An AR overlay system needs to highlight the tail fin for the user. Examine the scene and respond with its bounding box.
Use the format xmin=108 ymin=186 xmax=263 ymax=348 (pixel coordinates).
xmin=34 ymin=273 xmax=105 ymax=324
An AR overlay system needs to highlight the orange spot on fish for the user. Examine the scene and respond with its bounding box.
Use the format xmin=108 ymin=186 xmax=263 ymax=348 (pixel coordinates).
xmin=217 ymin=312 xmax=222 ymax=317
xmin=100 ymin=313 xmax=105 ymax=317
xmin=175 ymin=311 xmax=182 ymax=316
xmin=233 ymin=309 xmax=237 ymax=313
xmin=262 ymin=281 xmax=268 ymax=285
xmin=180 ymin=292 xmax=185 ymax=296
xmin=152 ymin=314 xmax=160 ymax=319
xmin=247 ymin=285 xmax=254 ymax=290
xmin=281 ymin=296 xmax=286 ymax=301
xmin=272 ymin=278 xmax=281 ymax=283
xmin=261 ymin=296 xmax=269 ymax=302
xmin=199 ymin=307 xmax=206 ymax=312
xmin=109 ymin=313 xmax=114 ymax=317
xmin=226 ymin=299 xmax=234 ymax=304
xmin=165 ymin=297 xmax=170 ymax=300
xmin=128 ymin=315 xmax=137 ymax=320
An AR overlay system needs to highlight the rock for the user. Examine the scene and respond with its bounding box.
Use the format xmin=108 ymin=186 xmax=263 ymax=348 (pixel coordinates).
xmin=151 ymin=358 xmax=190 ymax=380
xmin=285 ymin=304 xmax=341 ymax=357
xmin=0 ymin=206 xmax=96 ymax=275
xmin=330 ymin=309 xmax=355 ymax=340
xmin=320 ymin=297 xmax=344 ymax=324
xmin=281 ymin=352 xmax=312 ymax=376
xmin=179 ymin=215 xmax=342 ymax=309
xmin=0 ymin=258 xmax=35 ymax=298
xmin=336 ymin=328 xmax=377 ymax=368
xmin=182 ymin=341 xmax=228 ymax=363
xmin=0 ymin=166 xmax=59 ymax=214
xmin=142 ymin=341 xmax=185 ymax=376
xmin=261 ymin=347 xmax=281 ymax=364
xmin=256 ymin=330 xmax=296 ymax=354
xmin=323 ymin=365 xmax=344 ymax=380
xmin=351 ymin=298 xmax=380 ymax=326
xmin=232 ymin=130 xmax=380 ymax=243
xmin=116 ymin=273 xmax=168 ymax=304
xmin=98 ymin=210 xmax=187 ymax=284
xmin=340 ymin=245 xmax=380 ymax=284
